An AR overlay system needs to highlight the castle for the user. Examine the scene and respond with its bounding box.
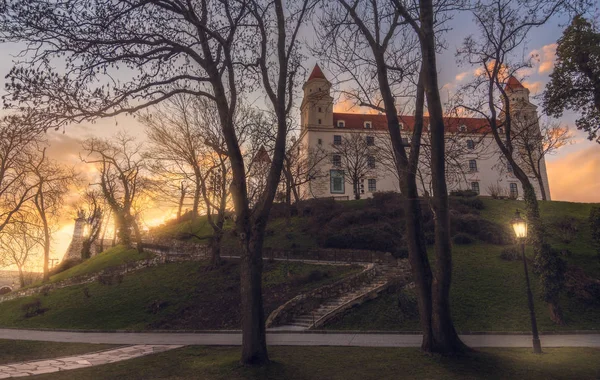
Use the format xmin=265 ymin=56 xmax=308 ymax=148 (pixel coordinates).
xmin=296 ymin=64 xmax=551 ymax=200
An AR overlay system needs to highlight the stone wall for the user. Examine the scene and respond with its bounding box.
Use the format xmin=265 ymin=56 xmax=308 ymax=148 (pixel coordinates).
xmin=265 ymin=263 xmax=378 ymax=328
xmin=0 ymin=246 xmax=209 ymax=304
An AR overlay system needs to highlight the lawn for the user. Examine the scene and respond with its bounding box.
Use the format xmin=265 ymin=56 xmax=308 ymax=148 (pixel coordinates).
xmin=0 ymin=260 xmax=360 ymax=330
xmin=327 ymin=244 xmax=600 ymax=331
xmin=49 ymin=245 xmax=153 ymax=283
xmin=0 ymin=340 xmax=115 ymax=365
xmin=30 ymin=346 xmax=600 ymax=380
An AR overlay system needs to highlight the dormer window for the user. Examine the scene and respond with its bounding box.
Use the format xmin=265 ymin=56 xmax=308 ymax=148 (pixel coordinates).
xmin=364 ymin=121 xmax=372 ymax=129
xmin=318 ymin=107 xmax=322 ymax=113
xmin=467 ymin=139 xmax=475 ymax=150
xmin=459 ymin=124 xmax=467 ymax=132
xmin=337 ymin=120 xmax=345 ymax=128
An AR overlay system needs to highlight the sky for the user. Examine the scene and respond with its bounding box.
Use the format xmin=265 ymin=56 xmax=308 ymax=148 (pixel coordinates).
xmin=0 ymin=6 xmax=598 ymax=268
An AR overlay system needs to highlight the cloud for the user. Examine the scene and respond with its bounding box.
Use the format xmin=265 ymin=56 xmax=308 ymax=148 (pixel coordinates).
xmin=523 ymin=80 xmax=543 ymax=94
xmin=455 ymin=71 xmax=470 ymax=82
xmin=531 ymin=43 xmax=557 ymax=74
xmin=547 ymin=144 xmax=600 ymax=203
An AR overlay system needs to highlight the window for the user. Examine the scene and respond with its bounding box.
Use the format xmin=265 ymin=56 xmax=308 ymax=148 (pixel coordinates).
xmin=366 ymin=136 xmax=375 ymax=146
xmin=318 ymin=119 xmax=322 ymax=125
xmin=318 ymin=107 xmax=322 ymax=112
xmin=468 ymin=159 xmax=478 ymax=172
xmin=510 ymin=183 xmax=518 ymax=198
xmin=368 ymin=179 xmax=377 ymax=192
xmin=467 ymin=139 xmax=475 ymax=150
xmin=471 ymin=182 xmax=480 ymax=195
xmin=333 ymin=135 xmax=342 ymax=145
xmin=337 ymin=120 xmax=345 ymax=128
xmin=364 ymin=121 xmax=372 ymax=129
xmin=507 ymin=162 xmax=513 ymax=172
xmin=330 ymin=170 xmax=344 ymax=194
xmin=400 ymin=123 xmax=405 ymax=130
xmin=401 ymin=137 xmax=409 ymax=146
xmin=332 ymin=154 xmax=341 ymax=167
xmin=318 ymin=138 xmax=322 ymax=145
xmin=367 ymin=155 xmax=376 ymax=169
xmin=459 ymin=124 xmax=467 ymax=132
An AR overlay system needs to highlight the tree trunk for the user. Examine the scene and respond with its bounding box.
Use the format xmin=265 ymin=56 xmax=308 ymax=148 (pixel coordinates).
xmin=177 ymin=185 xmax=185 ymax=220
xmin=285 ymin=169 xmax=292 ymax=226
xmin=419 ymin=0 xmax=466 ymax=353
xmin=239 ymin=229 xmax=269 ymax=366
xmin=81 ymin=239 xmax=92 ymax=259
xmin=17 ymin=265 xmax=25 ymax=288
xmin=534 ymin=172 xmax=547 ymax=201
xmin=115 ymin=211 xmax=131 ymax=248
xmin=210 ymin=230 xmax=223 ymax=267
xmin=192 ymin=175 xmax=201 ymax=218
xmin=131 ymin=218 xmax=144 ymax=253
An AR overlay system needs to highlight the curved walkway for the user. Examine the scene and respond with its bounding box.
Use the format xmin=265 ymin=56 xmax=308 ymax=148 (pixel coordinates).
xmin=1 ymin=329 xmax=599 ymax=348
xmin=0 ymin=345 xmax=182 ymax=378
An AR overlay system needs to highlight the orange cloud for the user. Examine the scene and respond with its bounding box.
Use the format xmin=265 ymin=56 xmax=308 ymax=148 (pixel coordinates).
xmin=523 ymin=80 xmax=543 ymax=94
xmin=531 ymin=43 xmax=557 ymax=74
xmin=547 ymin=145 xmax=600 ymax=203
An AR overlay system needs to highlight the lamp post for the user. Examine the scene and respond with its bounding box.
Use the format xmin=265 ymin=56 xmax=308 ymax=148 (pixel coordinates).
xmin=511 ymin=209 xmax=542 ymax=354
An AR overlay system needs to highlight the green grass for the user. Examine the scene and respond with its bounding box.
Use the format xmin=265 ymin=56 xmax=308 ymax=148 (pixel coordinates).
xmin=49 ymin=245 xmax=152 ymax=283
xmin=0 ymin=260 xmax=360 ymax=330
xmin=0 ymin=340 xmax=116 ymax=365
xmin=151 ymin=215 xmax=233 ymax=242
xmin=328 ymin=244 xmax=600 ymax=331
xmin=479 ymin=198 xmax=600 ymax=278
xmin=31 ymin=346 xmax=600 ymax=380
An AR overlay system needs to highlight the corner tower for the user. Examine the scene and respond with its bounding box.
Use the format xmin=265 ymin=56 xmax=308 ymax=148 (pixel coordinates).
xmin=301 ymin=64 xmax=334 ymax=130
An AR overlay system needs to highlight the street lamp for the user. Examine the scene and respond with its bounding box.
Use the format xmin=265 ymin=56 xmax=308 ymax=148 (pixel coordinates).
xmin=511 ymin=209 xmax=542 ymax=354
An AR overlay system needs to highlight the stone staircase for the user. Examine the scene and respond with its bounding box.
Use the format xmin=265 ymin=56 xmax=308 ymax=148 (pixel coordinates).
xmin=285 ymin=268 xmax=389 ymax=329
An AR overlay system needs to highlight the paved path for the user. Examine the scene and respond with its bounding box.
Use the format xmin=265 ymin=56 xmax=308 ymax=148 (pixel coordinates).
xmin=1 ymin=329 xmax=599 ymax=348
xmin=0 ymin=345 xmax=182 ymax=378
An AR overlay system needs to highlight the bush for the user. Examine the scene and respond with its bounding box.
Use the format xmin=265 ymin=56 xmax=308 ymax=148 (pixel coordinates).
xmin=451 ymin=213 xmax=513 ymax=245
xmin=499 ymin=247 xmax=520 ymax=261
xmin=326 ymin=208 xmax=382 ymax=230
xmin=453 ymin=233 xmax=474 ymax=245
xmin=450 ymin=189 xmax=478 ymax=197
xmin=290 ymin=270 xmax=329 ymax=286
xmin=487 ymin=183 xmax=507 ymax=199
xmin=551 ymin=216 xmax=579 ymax=243
xmin=49 ymin=258 xmax=83 ymax=276
xmin=21 ymin=299 xmax=47 ymax=318
xmin=369 ymin=192 xmax=405 ymax=218
xmin=297 ymin=198 xmax=341 ymax=226
xmin=457 ymin=196 xmax=484 ymax=210
xmin=322 ymin=222 xmax=402 ymax=254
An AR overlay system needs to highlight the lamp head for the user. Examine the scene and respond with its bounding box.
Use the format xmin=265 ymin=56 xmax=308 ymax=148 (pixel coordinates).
xmin=511 ymin=209 xmax=528 ymax=239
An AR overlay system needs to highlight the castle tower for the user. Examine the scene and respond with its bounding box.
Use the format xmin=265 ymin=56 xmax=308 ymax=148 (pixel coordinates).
xmin=300 ymin=64 xmax=334 ymax=130
xmin=62 ymin=210 xmax=87 ymax=262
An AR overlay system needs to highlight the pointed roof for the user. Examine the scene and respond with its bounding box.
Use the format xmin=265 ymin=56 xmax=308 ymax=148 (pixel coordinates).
xmin=505 ymin=76 xmax=525 ymax=91
xmin=251 ymin=146 xmax=271 ymax=165
xmin=307 ymin=64 xmax=326 ymax=81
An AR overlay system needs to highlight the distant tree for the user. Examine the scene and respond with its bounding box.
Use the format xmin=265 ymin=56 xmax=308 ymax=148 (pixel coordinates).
xmin=590 ymin=207 xmax=600 ymax=261
xmin=78 ymin=189 xmax=105 ymax=259
xmin=81 ymin=133 xmax=147 ymax=252
xmin=0 ymin=215 xmax=42 ymax=287
xmin=28 ymin=148 xmax=77 ymax=281
xmin=544 ymin=15 xmax=600 ymax=143
xmin=512 ymin=118 xmax=572 ymax=200
xmin=330 ymin=133 xmax=382 ymax=200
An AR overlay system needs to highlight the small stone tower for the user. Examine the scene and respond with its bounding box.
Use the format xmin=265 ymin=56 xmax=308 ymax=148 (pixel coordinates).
xmin=62 ymin=210 xmax=87 ymax=262
xmin=300 ymin=64 xmax=334 ymax=130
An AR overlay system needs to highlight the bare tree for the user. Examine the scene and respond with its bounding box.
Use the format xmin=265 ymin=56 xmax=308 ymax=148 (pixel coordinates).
xmin=0 ymin=215 xmax=42 ymax=287
xmin=316 ymin=0 xmax=467 ymax=353
xmin=0 ymin=121 xmax=40 ymax=234
xmin=512 ymin=118 xmax=571 ymax=201
xmin=79 ymin=189 xmax=106 ymax=259
xmin=81 ymin=133 xmax=147 ymax=253
xmin=28 ymin=148 xmax=77 ymax=281
xmin=455 ymin=0 xmax=585 ymax=324
xmin=330 ymin=132 xmax=382 ymax=200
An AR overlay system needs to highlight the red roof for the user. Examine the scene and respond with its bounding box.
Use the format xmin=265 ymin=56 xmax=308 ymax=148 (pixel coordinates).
xmin=307 ymin=64 xmax=326 ymax=81
xmin=505 ymin=76 xmax=525 ymax=91
xmin=332 ymin=112 xmax=491 ymax=134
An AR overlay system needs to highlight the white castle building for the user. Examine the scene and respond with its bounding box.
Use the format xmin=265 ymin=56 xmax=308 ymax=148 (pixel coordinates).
xmin=295 ymin=64 xmax=551 ymax=200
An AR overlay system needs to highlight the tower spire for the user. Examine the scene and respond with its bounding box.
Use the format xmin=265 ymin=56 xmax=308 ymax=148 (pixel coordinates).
xmin=307 ymin=63 xmax=326 ymax=81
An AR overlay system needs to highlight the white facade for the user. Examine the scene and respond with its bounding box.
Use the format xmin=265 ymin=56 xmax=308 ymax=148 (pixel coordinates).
xmin=296 ymin=65 xmax=551 ymax=201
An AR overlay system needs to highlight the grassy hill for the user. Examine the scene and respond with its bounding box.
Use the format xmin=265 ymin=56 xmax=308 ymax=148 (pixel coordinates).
xmin=151 ymin=196 xmax=600 ymax=332
xmin=0 ymin=257 xmax=360 ymax=330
